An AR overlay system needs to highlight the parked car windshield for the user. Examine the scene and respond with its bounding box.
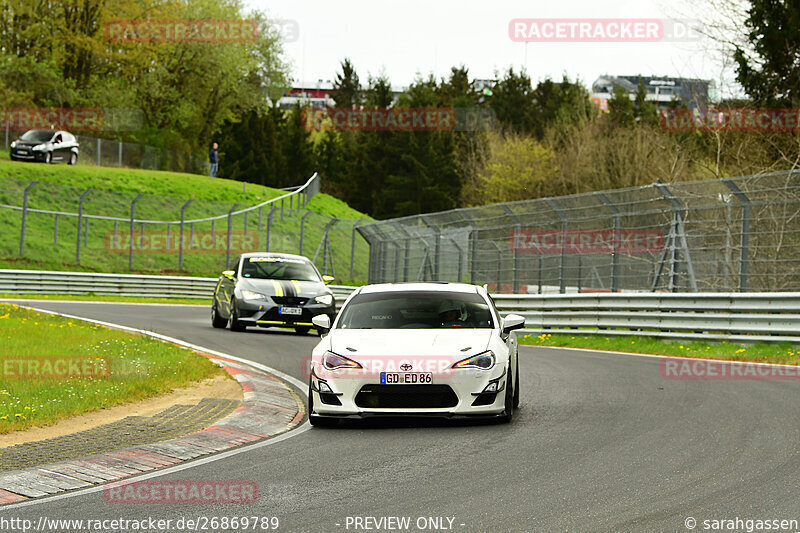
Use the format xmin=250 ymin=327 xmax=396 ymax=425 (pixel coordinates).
xmin=240 ymin=257 xmax=321 ymax=282
xmin=337 ymin=291 xmax=495 ymax=329
xmin=19 ymin=130 xmax=54 ymax=142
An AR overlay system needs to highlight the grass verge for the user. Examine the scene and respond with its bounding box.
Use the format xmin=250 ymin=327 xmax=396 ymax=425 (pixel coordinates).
xmin=0 ymin=303 xmax=226 ymax=433
xmin=519 ymin=333 xmax=800 ymax=365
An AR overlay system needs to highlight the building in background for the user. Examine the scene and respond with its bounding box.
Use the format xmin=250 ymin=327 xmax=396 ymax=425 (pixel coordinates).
xmin=591 ymin=75 xmax=716 ymax=112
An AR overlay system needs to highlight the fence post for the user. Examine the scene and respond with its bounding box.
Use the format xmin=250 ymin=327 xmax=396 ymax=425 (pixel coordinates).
xmin=266 ymin=206 xmax=276 ymax=251
xmin=75 ymin=188 xmax=92 ymax=263
xmin=129 ymin=193 xmax=144 ymax=271
xmin=500 ymin=205 xmax=521 ymax=293
xmin=84 ymin=218 xmax=89 ymax=248
xmin=243 ymin=211 xmax=248 ymax=235
xmin=299 ymin=211 xmax=312 ymax=255
xmin=596 ymin=192 xmax=621 ymax=292
xmin=19 ymin=181 xmax=39 ymax=257
xmin=654 ymin=180 xmax=697 ymax=292
xmin=723 ymin=179 xmax=751 ymax=292
xmin=350 ymin=218 xmax=365 ymax=280
xmin=545 ymin=198 xmax=568 ymax=294
xmin=54 ymin=214 xmax=59 ymax=245
xmin=96 ymin=138 xmax=101 ymax=166
xmin=258 ymin=206 xmax=263 ymax=231
xmin=118 ymin=142 xmax=123 ymax=167
xmin=113 ymin=221 xmax=118 ymax=248
xmin=179 ymin=199 xmax=193 ymax=270
xmin=226 ymin=203 xmax=239 ymax=269
xmin=280 ymin=198 xmax=284 ymax=221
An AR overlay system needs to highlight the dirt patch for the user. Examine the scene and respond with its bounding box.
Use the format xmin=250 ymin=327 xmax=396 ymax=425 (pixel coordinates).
xmin=0 ymin=374 xmax=242 ymax=448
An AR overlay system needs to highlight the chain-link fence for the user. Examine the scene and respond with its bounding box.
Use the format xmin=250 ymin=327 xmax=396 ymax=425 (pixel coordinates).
xmin=358 ymin=170 xmax=800 ymax=293
xmin=1 ymin=173 xmax=370 ymax=284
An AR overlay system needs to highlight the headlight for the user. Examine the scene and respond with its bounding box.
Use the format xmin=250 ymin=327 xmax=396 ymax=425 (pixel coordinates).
xmin=314 ymin=294 xmax=333 ymax=306
xmin=10 ymin=141 xmax=15 ymax=148
xmin=32 ymin=144 xmax=45 ymax=151
xmin=452 ymin=350 xmax=495 ymax=370
xmin=323 ymin=351 xmax=362 ymax=370
xmin=241 ymin=290 xmax=267 ymax=300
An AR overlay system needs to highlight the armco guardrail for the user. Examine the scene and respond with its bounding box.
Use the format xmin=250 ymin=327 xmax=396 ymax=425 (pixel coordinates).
xmin=0 ymin=270 xmax=357 ymax=306
xmin=2 ymin=270 xmax=797 ymax=343
xmin=496 ymin=292 xmax=800 ymax=343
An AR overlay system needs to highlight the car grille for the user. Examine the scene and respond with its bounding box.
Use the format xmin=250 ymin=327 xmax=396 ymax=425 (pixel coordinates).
xmin=354 ymin=385 xmax=459 ymax=409
xmin=272 ymin=296 xmax=309 ymax=306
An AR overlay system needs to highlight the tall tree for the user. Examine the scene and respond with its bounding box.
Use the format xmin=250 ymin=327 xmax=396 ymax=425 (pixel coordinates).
xmin=488 ymin=67 xmax=536 ymax=134
xmin=332 ymin=58 xmax=361 ymax=109
xmin=734 ymin=0 xmax=800 ymax=106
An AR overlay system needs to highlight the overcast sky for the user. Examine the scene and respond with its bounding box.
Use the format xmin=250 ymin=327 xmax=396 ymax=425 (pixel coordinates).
xmin=245 ymin=0 xmax=739 ymax=96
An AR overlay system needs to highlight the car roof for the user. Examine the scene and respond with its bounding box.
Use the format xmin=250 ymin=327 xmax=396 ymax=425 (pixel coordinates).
xmin=358 ymin=282 xmax=480 ymax=294
xmin=239 ymin=252 xmax=311 ymax=262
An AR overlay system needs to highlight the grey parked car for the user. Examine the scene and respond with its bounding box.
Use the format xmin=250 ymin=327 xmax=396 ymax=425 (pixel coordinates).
xmin=10 ymin=129 xmax=80 ymax=164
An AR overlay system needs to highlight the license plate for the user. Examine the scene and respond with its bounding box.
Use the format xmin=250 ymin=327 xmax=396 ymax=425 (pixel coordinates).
xmin=380 ymin=372 xmax=433 ymax=384
xmin=18 ymin=150 xmax=28 ymax=154
xmin=279 ymin=306 xmax=302 ymax=315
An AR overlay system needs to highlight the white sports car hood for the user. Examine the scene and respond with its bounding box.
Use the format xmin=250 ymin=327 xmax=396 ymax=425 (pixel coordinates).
xmin=328 ymin=329 xmax=492 ymax=356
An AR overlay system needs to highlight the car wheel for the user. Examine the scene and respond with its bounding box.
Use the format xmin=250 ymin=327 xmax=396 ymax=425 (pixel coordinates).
xmin=513 ymin=355 xmax=520 ymax=409
xmin=44 ymin=152 xmax=52 ymax=164
xmin=211 ymin=301 xmax=227 ymax=329
xmin=499 ymin=365 xmax=514 ymax=424
xmin=68 ymin=153 xmax=77 ymax=165
xmin=229 ymin=299 xmax=246 ymax=332
xmin=294 ymin=326 xmax=311 ymax=335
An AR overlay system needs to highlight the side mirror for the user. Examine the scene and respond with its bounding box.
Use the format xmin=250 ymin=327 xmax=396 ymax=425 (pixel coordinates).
xmin=322 ymin=275 xmax=335 ymax=285
xmin=502 ymin=314 xmax=525 ymax=334
xmin=312 ymin=314 xmax=331 ymax=332
xmin=222 ymin=270 xmax=235 ymax=280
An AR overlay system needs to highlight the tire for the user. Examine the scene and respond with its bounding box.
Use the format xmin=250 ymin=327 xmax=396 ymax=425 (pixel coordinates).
xmin=513 ymin=355 xmax=520 ymax=409
xmin=294 ymin=326 xmax=311 ymax=335
xmin=44 ymin=152 xmax=52 ymax=164
xmin=68 ymin=153 xmax=77 ymax=165
xmin=499 ymin=365 xmax=514 ymax=423
xmin=229 ymin=299 xmax=246 ymax=332
xmin=211 ymin=301 xmax=227 ymax=329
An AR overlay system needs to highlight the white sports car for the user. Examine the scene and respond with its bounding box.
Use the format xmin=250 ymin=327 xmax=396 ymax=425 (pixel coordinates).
xmin=308 ymin=282 xmax=525 ymax=425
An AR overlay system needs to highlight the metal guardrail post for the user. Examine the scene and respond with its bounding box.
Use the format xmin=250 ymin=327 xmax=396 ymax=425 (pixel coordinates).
xmin=75 ymin=188 xmax=92 ymax=264
xmin=299 ymin=211 xmax=312 ymax=255
xmin=178 ymin=199 xmax=193 ymax=270
xmin=545 ymin=198 xmax=568 ymax=294
xmin=349 ymin=218 xmax=365 ymax=280
xmin=596 ymin=192 xmax=621 ymax=292
xmin=129 ymin=193 xmax=144 ymax=271
xmin=19 ymin=181 xmax=39 ymax=257
xmin=723 ymin=179 xmax=751 ymax=292
xmin=500 ymin=205 xmax=521 ymax=293
xmin=226 ymin=203 xmax=239 ymax=269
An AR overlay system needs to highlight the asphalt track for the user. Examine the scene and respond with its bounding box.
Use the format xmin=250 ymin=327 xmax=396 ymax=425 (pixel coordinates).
xmin=4 ymin=301 xmax=800 ymax=532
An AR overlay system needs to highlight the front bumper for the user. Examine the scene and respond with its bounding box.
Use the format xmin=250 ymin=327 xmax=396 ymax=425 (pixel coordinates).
xmin=310 ymin=365 xmax=509 ymax=417
xmin=235 ymin=298 xmax=335 ymax=329
xmin=10 ymin=149 xmax=43 ymax=161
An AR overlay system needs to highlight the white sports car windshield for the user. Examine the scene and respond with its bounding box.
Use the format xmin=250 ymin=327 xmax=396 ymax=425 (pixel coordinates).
xmin=337 ymin=291 xmax=495 ymax=329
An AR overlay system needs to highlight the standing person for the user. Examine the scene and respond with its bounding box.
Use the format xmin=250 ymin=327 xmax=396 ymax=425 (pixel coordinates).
xmin=208 ymin=142 xmax=219 ymax=177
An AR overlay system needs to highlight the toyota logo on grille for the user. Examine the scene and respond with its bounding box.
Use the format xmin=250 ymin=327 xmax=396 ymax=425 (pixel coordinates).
xmin=400 ymin=363 xmax=412 ymax=371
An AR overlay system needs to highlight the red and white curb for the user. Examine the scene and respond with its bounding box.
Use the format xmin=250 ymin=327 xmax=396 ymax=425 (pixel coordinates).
xmin=0 ymin=307 xmax=308 ymax=506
